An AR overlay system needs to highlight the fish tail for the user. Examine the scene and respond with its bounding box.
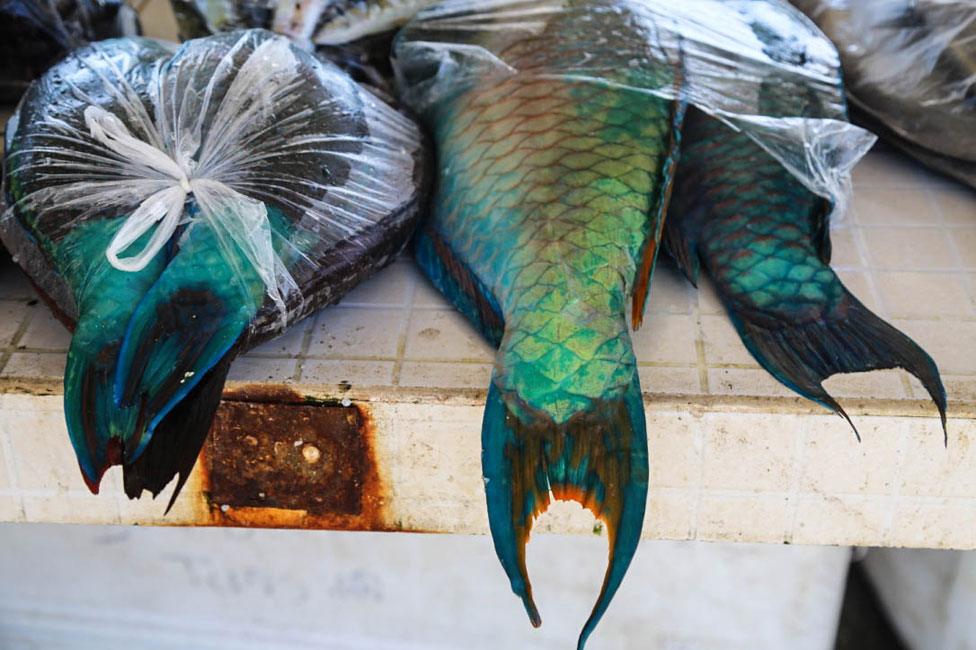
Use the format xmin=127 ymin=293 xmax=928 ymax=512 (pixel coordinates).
xmin=60 ymin=221 xmax=164 ymax=492
xmin=668 ymin=108 xmax=946 ymax=436
xmin=112 ymin=223 xmax=259 ymax=496
xmin=482 ymin=372 xmax=647 ymax=648
xmin=122 ymin=353 xmax=233 ymax=508
xmin=64 ymin=332 xmax=134 ymax=492
xmin=728 ymin=291 xmax=947 ymax=437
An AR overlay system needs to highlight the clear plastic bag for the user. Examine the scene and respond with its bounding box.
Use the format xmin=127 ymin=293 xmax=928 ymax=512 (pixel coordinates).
xmin=393 ymin=0 xmax=878 ymax=221
xmin=170 ymin=0 xmax=435 ymax=46
xmin=1 ymin=29 xmax=428 ymax=339
xmin=0 ymin=0 xmax=140 ymax=102
xmin=793 ymin=0 xmax=975 ymax=162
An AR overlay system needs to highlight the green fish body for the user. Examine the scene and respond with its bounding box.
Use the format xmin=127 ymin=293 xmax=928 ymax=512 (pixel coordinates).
xmin=398 ymin=1 xmax=683 ymax=645
xmin=666 ymin=98 xmax=947 ymax=431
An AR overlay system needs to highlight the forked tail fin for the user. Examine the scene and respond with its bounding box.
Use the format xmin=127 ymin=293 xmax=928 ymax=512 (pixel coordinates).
xmin=727 ymin=291 xmax=947 ymax=439
xmin=482 ymin=374 xmax=648 ymax=650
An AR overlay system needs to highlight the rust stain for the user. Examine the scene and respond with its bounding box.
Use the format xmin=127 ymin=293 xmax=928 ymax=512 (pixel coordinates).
xmin=192 ymin=393 xmax=395 ymax=532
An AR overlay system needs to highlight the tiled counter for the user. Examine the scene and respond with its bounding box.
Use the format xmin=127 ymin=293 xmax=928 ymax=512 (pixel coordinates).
xmin=1 ymin=148 xmax=974 ymax=548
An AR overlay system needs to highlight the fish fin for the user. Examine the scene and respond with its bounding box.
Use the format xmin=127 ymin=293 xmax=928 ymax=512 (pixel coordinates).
xmin=632 ymin=99 xmax=686 ymax=330
xmin=65 ymin=334 xmax=131 ymax=492
xmin=482 ymin=375 xmax=648 ymax=649
xmin=122 ymin=353 xmax=233 ymax=510
xmin=60 ymin=221 xmax=165 ymax=492
xmin=114 ymin=223 xmax=258 ymax=458
xmin=113 ymin=275 xmax=247 ymax=453
xmin=661 ymin=199 xmax=702 ymax=287
xmin=414 ymin=226 xmax=505 ymax=346
xmin=726 ymin=289 xmax=947 ymax=437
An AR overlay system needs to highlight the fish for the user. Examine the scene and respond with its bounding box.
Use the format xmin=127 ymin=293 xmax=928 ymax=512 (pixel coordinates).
xmin=171 ymin=0 xmax=437 ymax=45
xmin=395 ymin=0 xmax=949 ymax=644
xmin=0 ymin=0 xmax=140 ymax=103
xmin=791 ymin=0 xmax=976 ymax=188
xmin=1 ymin=29 xmax=428 ymax=505
xmin=170 ymin=0 xmax=442 ymax=95
xmin=665 ymin=93 xmax=947 ymax=436
xmin=395 ymin=0 xmax=685 ymax=646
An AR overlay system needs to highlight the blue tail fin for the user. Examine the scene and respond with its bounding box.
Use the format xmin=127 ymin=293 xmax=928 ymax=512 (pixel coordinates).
xmin=482 ymin=374 xmax=648 ymax=649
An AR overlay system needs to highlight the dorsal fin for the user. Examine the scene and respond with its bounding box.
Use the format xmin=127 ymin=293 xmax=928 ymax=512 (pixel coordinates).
xmin=631 ymin=97 xmax=686 ymax=329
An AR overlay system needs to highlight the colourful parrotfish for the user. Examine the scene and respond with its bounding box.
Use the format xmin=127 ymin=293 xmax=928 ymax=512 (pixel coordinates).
xmin=394 ymin=0 xmax=948 ymax=646
xmin=396 ymin=1 xmax=683 ymax=647
xmin=1 ymin=30 xmax=428 ymax=504
xmin=665 ymin=104 xmax=947 ymax=438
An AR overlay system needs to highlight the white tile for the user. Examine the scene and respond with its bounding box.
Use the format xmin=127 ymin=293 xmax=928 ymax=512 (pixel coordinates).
xmin=18 ymin=309 xmax=71 ymax=350
xmin=799 ymin=417 xmax=903 ymax=495
xmin=413 ymin=275 xmax=454 ymax=309
xmin=792 ymin=495 xmax=890 ymax=546
xmin=700 ymin=315 xmax=756 ymax=367
xmin=862 ymin=228 xmax=957 ymax=270
xmin=853 ymin=188 xmax=940 ymax=227
xmin=646 ymin=412 xmax=703 ymax=489
xmin=900 ymin=419 xmax=976 ymax=498
xmin=950 ymin=229 xmax=976 ymax=268
xmin=697 ymin=495 xmax=789 ymax=543
xmin=1 ymin=352 xmax=67 ymax=378
xmin=339 ymin=263 xmax=417 ymax=307
xmin=931 ymin=184 xmax=976 ymax=226
xmin=874 ymin=271 xmax=973 ymax=318
xmin=644 ymin=489 xmax=696 ymax=540
xmin=309 ymin=307 xmax=405 ymax=359
xmin=889 ymin=500 xmax=976 ymax=548
xmin=821 ymin=369 xmax=909 ymax=400
xmin=646 ymin=265 xmax=693 ymax=314
xmin=830 ymin=228 xmax=864 ymax=268
xmin=398 ymin=362 xmax=493 ymax=389
xmin=404 ymin=310 xmax=494 ymax=362
xmin=0 ymin=302 xmax=27 ymax=346
xmin=246 ymin=321 xmax=310 ymax=357
xmin=632 ymin=313 xmax=698 ymax=365
xmin=227 ymin=356 xmax=298 ymax=382
xmin=708 ymin=368 xmax=795 ymax=398
xmin=638 ymin=366 xmax=702 ymax=395
xmin=300 ymin=360 xmax=395 ymax=386
xmin=701 ymin=415 xmax=797 ymax=492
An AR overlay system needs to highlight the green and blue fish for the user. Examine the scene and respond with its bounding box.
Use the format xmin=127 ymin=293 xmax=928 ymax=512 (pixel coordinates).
xmin=2 ymin=29 xmax=428 ymax=504
xmin=395 ymin=0 xmax=946 ymax=646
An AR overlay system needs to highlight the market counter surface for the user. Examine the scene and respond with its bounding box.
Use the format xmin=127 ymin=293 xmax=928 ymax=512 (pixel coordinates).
xmin=1 ymin=146 xmax=974 ymax=549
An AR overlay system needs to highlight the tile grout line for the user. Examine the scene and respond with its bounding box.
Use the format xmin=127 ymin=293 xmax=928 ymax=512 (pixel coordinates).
xmin=390 ymin=275 xmax=420 ymax=387
xmin=692 ymin=283 xmax=710 ymax=395
xmin=291 ymin=318 xmax=316 ymax=383
xmin=0 ymin=304 xmax=36 ymax=379
xmin=928 ymin=188 xmax=976 ymax=315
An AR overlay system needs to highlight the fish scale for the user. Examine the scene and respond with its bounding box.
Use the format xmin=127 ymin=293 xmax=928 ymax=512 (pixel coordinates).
xmin=434 ymin=75 xmax=671 ymax=420
xmin=409 ymin=5 xmax=683 ymax=645
xmin=666 ymin=106 xmax=946 ymax=432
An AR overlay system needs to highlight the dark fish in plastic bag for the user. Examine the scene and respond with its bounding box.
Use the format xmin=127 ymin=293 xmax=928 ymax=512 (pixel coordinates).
xmin=0 ymin=0 xmax=140 ymax=103
xmin=791 ymin=0 xmax=976 ymax=189
xmin=169 ymin=0 xmax=441 ymax=96
xmin=1 ymin=29 xmax=429 ymax=508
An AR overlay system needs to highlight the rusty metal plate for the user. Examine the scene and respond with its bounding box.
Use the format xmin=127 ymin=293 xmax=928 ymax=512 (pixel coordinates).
xmin=199 ymin=391 xmax=390 ymax=531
